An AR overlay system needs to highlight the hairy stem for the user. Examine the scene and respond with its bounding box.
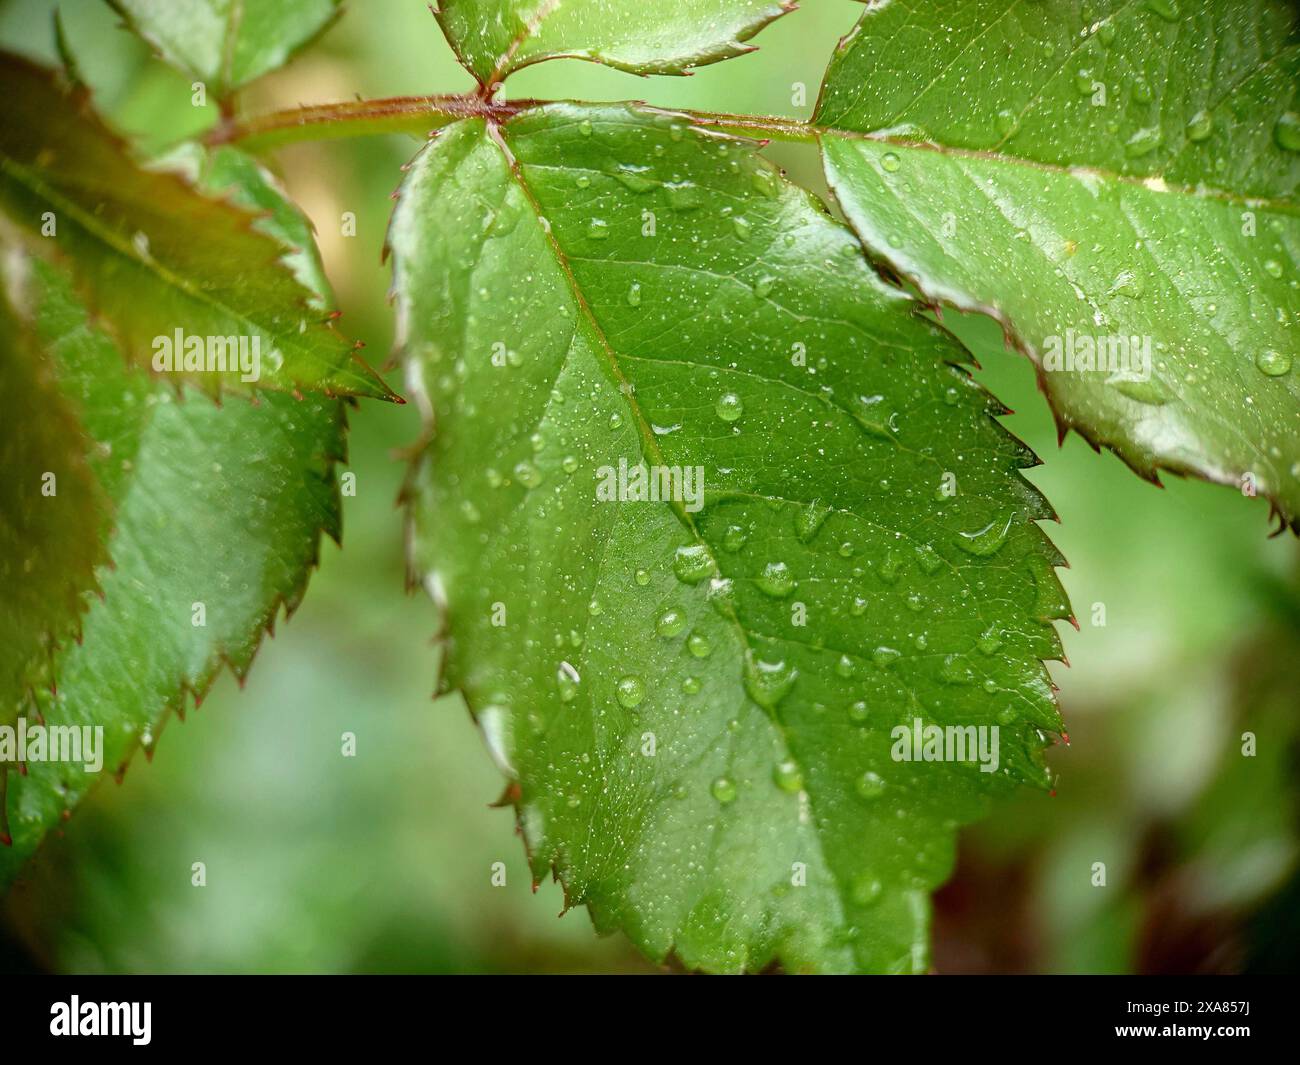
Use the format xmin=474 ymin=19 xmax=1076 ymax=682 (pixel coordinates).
xmin=207 ymin=94 xmax=821 ymax=151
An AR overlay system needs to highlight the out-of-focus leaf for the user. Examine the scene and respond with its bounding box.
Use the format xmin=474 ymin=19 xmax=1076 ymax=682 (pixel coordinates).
xmin=434 ymin=0 xmax=793 ymax=84
xmin=0 ymin=52 xmax=394 ymax=401
xmin=816 ymin=0 xmax=1300 ymax=527
xmin=393 ymin=102 xmax=1068 ymax=973
xmin=0 ymin=286 xmax=109 ymax=735
xmin=0 ymin=144 xmax=349 ymax=884
xmin=107 ymin=0 xmax=343 ymax=98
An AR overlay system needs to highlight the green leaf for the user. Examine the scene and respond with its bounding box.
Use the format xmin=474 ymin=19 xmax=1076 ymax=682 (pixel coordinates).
xmin=393 ymin=103 xmax=1068 ymax=973
xmin=816 ymin=0 xmax=1300 ymax=528
xmin=0 ymin=52 xmax=395 ymax=402
xmin=0 ymin=288 xmax=110 ymax=730
xmin=107 ymin=0 xmax=343 ymax=98
xmin=0 ymin=146 xmax=347 ymax=882
xmin=434 ymin=0 xmax=794 ymax=84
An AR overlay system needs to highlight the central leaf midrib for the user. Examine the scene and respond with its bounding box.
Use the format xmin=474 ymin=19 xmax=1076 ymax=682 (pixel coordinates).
xmin=814 ymin=128 xmax=1298 ymax=212
xmin=485 ymin=114 xmax=859 ymax=938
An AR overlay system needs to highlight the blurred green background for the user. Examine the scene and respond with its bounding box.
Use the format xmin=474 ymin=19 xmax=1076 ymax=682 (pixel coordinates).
xmin=1 ymin=0 xmax=1296 ymax=974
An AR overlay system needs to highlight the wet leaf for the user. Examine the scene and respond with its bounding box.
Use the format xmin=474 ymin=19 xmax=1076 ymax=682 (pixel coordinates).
xmin=0 ymin=53 xmax=394 ymax=401
xmin=393 ymin=103 xmax=1068 ymax=973
xmin=0 ymin=288 xmax=110 ymax=730
xmin=817 ymin=0 xmax=1300 ymax=527
xmin=0 ymin=146 xmax=348 ymax=881
xmin=108 ymin=0 xmax=343 ymax=98
xmin=435 ymin=0 xmax=793 ymax=84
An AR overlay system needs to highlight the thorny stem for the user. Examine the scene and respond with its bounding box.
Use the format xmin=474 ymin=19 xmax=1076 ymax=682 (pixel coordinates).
xmin=206 ymin=93 xmax=821 ymax=151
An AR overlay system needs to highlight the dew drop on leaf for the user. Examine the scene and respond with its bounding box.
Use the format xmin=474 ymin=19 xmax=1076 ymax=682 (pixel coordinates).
xmin=715 ymin=391 xmax=744 ymax=422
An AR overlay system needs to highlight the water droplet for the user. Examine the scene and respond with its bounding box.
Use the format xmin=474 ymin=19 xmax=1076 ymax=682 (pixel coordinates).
xmin=608 ymin=412 xmax=623 ymax=430
xmin=744 ymin=655 xmax=797 ymax=708
xmin=795 ymin=500 xmax=830 ymax=542
xmin=1132 ymin=78 xmax=1153 ymax=104
xmin=1263 ymin=259 xmax=1283 ymax=279
xmin=977 ymin=627 xmax=1003 ymax=655
xmin=665 ymin=181 xmax=701 ymax=210
xmin=1112 ymin=377 xmax=1171 ymax=405
xmin=753 ymin=275 xmax=775 ymax=298
xmin=587 ymin=218 xmax=610 ymax=240
xmin=836 ymin=654 xmax=856 ymax=678
xmin=848 ymin=700 xmax=870 ymax=725
xmin=1186 ymin=110 xmax=1214 ymax=142
xmin=656 ymin=608 xmax=686 ymax=638
xmin=1276 ymin=112 xmax=1300 ymax=152
xmin=562 ymin=454 xmax=579 ymax=474
xmin=851 ymin=394 xmax=897 ymax=439
xmin=996 ymin=108 xmax=1020 ymax=138
xmin=881 ymin=151 xmax=901 ymax=172
xmin=626 ymin=282 xmax=642 ymax=307
xmin=715 ymin=391 xmax=744 ymax=422
xmin=578 ymin=119 xmax=593 ymax=136
xmin=851 ymin=874 xmax=882 ymax=906
xmin=940 ymin=653 xmax=975 ymax=685
xmin=732 ymin=216 xmax=752 ymax=241
xmin=616 ymin=675 xmax=645 ymax=709
xmin=755 ymin=560 xmax=795 ymax=598
xmin=1256 ymin=349 xmax=1292 ymax=376
xmin=855 ymin=771 xmax=885 ymax=801
xmin=687 ymin=629 xmax=712 ymax=658
xmin=1074 ymin=69 xmax=1094 ymax=95
xmin=955 ymin=511 xmax=1013 ymax=556
xmin=575 ymin=174 xmax=591 ymax=189
xmin=556 ymin=661 xmax=580 ymax=702
xmin=872 ymin=646 xmax=900 ymax=668
xmin=1144 ymin=0 xmax=1177 ymax=21
xmin=711 ymin=775 xmax=737 ymax=804
xmin=1124 ymin=127 xmax=1162 ymax=158
xmin=633 ymin=567 xmax=651 ymax=587
xmin=915 ymin=545 xmax=943 ymax=574
xmin=682 ymin=676 xmax=702 ymax=696
xmin=514 ymin=460 xmax=542 ymax=488
xmin=878 ymin=551 xmax=902 ymax=584
xmin=722 ymin=524 xmax=748 ymax=552
xmin=615 ymin=164 xmax=655 ymax=193
xmin=773 ymin=760 xmax=803 ymax=793
xmin=674 ymin=543 xmax=715 ymax=583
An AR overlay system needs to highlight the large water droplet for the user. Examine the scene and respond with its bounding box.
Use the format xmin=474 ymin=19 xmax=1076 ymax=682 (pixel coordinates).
xmin=587 ymin=218 xmax=610 ymax=240
xmin=1124 ymin=127 xmax=1162 ymax=158
xmin=656 ymin=608 xmax=686 ymax=638
xmin=855 ymin=771 xmax=885 ymax=800
xmin=1256 ymin=349 xmax=1292 ymax=376
xmin=881 ymin=151 xmax=901 ymax=172
xmin=851 ymin=873 xmax=883 ymax=906
xmin=1274 ymin=112 xmax=1300 ymax=152
xmin=711 ymin=775 xmax=738 ymax=804
xmin=722 ymin=524 xmax=749 ymax=552
xmin=687 ymin=629 xmax=713 ymax=658
xmin=715 ymin=391 xmax=744 ymax=422
xmin=674 ymin=543 xmax=715 ymax=583
xmin=773 ymin=760 xmax=804 ymax=793
xmin=955 ymin=511 xmax=1013 ymax=556
xmin=1186 ymin=110 xmax=1214 ymax=142
xmin=755 ymin=560 xmax=795 ymax=598
xmin=1145 ymin=0 xmax=1177 ymax=21
xmin=744 ymin=655 xmax=797 ymax=708
xmin=795 ymin=500 xmax=830 ymax=542
xmin=557 ymin=660 xmax=581 ymax=703
xmin=616 ymin=675 xmax=645 ymax=709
